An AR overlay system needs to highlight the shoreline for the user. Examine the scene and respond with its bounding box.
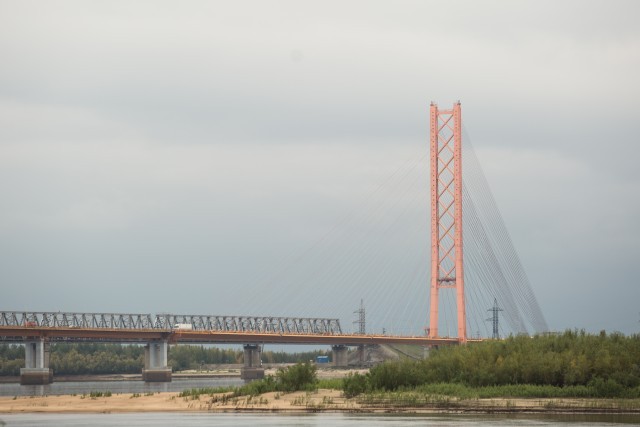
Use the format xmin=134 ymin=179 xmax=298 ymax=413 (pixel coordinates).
xmin=1 ymin=390 xmax=640 ymax=415
xmin=0 ymin=373 xmax=240 ymax=384
xmin=0 ymin=367 xmax=367 ymax=384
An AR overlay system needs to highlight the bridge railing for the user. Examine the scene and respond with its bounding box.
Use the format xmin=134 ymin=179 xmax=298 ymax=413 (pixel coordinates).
xmin=0 ymin=311 xmax=343 ymax=335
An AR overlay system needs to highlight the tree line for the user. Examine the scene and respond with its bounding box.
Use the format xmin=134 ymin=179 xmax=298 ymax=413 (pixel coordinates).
xmin=0 ymin=343 xmax=329 ymax=376
xmin=343 ymin=330 xmax=640 ymax=398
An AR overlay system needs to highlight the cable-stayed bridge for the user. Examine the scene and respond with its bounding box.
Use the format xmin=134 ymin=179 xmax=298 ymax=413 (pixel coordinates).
xmin=0 ymin=102 xmax=547 ymax=384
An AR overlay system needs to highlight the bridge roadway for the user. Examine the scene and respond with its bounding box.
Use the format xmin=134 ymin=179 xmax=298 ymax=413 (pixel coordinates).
xmin=0 ymin=325 xmax=463 ymax=346
xmin=0 ymin=311 xmax=472 ymax=384
xmin=0 ymin=311 xmax=468 ymax=345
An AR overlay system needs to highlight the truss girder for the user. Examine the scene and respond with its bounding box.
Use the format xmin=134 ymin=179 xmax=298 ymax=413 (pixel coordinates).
xmin=0 ymin=311 xmax=342 ymax=335
xmin=161 ymin=314 xmax=342 ymax=334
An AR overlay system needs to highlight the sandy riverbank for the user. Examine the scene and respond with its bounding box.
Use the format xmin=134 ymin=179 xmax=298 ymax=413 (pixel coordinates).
xmin=2 ymin=390 xmax=640 ymax=414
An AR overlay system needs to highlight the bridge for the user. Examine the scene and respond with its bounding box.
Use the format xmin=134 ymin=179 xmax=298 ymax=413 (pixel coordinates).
xmin=0 ymin=102 xmax=546 ymax=384
xmin=0 ymin=311 xmax=462 ymax=382
xmin=0 ymin=312 xmax=466 ymax=347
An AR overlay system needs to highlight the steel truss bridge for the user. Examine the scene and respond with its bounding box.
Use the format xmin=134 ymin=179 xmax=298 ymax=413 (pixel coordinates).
xmin=0 ymin=311 xmax=462 ymax=346
xmin=0 ymin=311 xmax=343 ymax=334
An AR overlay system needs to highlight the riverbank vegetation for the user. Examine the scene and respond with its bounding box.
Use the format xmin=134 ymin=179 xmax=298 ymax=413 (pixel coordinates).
xmin=173 ymin=350 xmax=640 ymax=413
xmin=344 ymin=330 xmax=640 ymax=399
xmin=0 ymin=343 xmax=329 ymax=376
xmin=177 ymin=330 xmax=640 ymax=402
xmin=179 ymin=362 xmax=319 ymax=399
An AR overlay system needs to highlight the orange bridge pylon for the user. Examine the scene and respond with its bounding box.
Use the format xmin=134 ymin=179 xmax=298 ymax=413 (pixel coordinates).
xmin=428 ymin=101 xmax=466 ymax=343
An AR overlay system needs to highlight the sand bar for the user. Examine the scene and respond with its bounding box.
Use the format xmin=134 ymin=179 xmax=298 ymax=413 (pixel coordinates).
xmin=2 ymin=390 xmax=640 ymax=414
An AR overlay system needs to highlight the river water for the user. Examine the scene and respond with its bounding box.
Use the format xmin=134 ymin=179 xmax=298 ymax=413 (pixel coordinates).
xmin=1 ymin=380 xmax=639 ymax=425
xmin=1 ymin=413 xmax=640 ymax=426
xmin=0 ymin=378 xmax=244 ymax=397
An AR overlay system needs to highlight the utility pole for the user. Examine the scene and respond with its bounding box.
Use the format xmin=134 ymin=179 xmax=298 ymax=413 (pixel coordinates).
xmin=486 ymin=298 xmax=503 ymax=339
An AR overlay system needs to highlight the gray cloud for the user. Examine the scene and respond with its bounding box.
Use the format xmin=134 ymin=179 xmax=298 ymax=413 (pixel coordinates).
xmin=1 ymin=1 xmax=639 ymax=335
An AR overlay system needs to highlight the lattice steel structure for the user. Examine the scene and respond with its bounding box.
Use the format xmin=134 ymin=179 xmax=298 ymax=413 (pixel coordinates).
xmin=0 ymin=312 xmax=156 ymax=329
xmin=353 ymin=299 xmax=365 ymax=335
xmin=429 ymin=101 xmax=466 ymax=342
xmin=156 ymin=314 xmax=342 ymax=334
xmin=486 ymin=298 xmax=503 ymax=340
xmin=0 ymin=311 xmax=342 ymax=335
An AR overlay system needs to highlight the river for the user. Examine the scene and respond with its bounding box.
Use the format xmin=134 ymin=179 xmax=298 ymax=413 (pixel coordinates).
xmin=0 ymin=378 xmax=244 ymax=397
xmin=1 ymin=412 xmax=640 ymax=426
xmin=1 ymin=380 xmax=640 ymax=425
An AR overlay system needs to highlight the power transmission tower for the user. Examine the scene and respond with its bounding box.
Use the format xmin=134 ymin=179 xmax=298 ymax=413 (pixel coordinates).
xmin=353 ymin=299 xmax=366 ymax=335
xmin=352 ymin=300 xmax=367 ymax=365
xmin=486 ymin=298 xmax=503 ymax=339
xmin=429 ymin=101 xmax=466 ymax=342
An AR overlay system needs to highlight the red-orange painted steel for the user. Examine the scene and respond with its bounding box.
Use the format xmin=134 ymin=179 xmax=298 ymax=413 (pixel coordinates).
xmin=453 ymin=103 xmax=466 ymax=342
xmin=428 ymin=102 xmax=467 ymax=342
xmin=429 ymin=104 xmax=439 ymax=339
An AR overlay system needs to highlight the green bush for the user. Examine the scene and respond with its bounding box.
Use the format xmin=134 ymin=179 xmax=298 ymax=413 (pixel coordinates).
xmin=589 ymin=378 xmax=625 ymax=398
xmin=276 ymin=362 xmax=317 ymax=392
xmin=236 ymin=375 xmax=278 ymax=396
xmin=368 ymin=359 xmax=427 ymax=390
xmin=343 ymin=372 xmax=368 ymax=397
xmin=180 ymin=362 xmax=320 ymax=399
xmin=88 ymin=391 xmax=112 ymax=398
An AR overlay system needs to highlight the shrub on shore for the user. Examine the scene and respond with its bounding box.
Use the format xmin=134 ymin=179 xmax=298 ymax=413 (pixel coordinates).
xmin=276 ymin=361 xmax=317 ymax=392
xmin=345 ymin=330 xmax=640 ymax=399
xmin=343 ymin=372 xmax=368 ymax=398
xmin=180 ymin=362 xmax=318 ymax=399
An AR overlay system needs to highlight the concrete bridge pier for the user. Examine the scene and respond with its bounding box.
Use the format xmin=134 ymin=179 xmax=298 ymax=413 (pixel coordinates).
xmin=142 ymin=340 xmax=171 ymax=382
xmin=20 ymin=338 xmax=53 ymax=385
xmin=332 ymin=345 xmax=349 ymax=368
xmin=240 ymin=344 xmax=264 ymax=380
xmin=356 ymin=345 xmax=366 ymax=365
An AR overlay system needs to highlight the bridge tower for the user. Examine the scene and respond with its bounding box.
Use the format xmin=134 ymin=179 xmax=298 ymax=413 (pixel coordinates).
xmin=428 ymin=101 xmax=466 ymax=342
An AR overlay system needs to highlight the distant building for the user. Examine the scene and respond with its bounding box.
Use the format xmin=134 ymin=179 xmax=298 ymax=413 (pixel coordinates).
xmin=316 ymin=355 xmax=330 ymax=364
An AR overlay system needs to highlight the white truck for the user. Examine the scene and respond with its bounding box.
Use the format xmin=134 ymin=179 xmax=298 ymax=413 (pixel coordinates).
xmin=173 ymin=323 xmax=193 ymax=331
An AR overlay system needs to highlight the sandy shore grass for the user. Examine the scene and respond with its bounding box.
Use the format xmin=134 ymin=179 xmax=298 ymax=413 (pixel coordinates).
xmin=2 ymin=389 xmax=640 ymax=414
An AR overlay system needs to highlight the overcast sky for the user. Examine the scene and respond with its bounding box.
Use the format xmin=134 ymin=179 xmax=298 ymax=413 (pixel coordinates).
xmin=1 ymin=1 xmax=639 ymax=336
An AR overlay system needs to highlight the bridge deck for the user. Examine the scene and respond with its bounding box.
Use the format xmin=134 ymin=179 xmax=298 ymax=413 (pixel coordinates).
xmin=0 ymin=326 xmax=464 ymax=346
